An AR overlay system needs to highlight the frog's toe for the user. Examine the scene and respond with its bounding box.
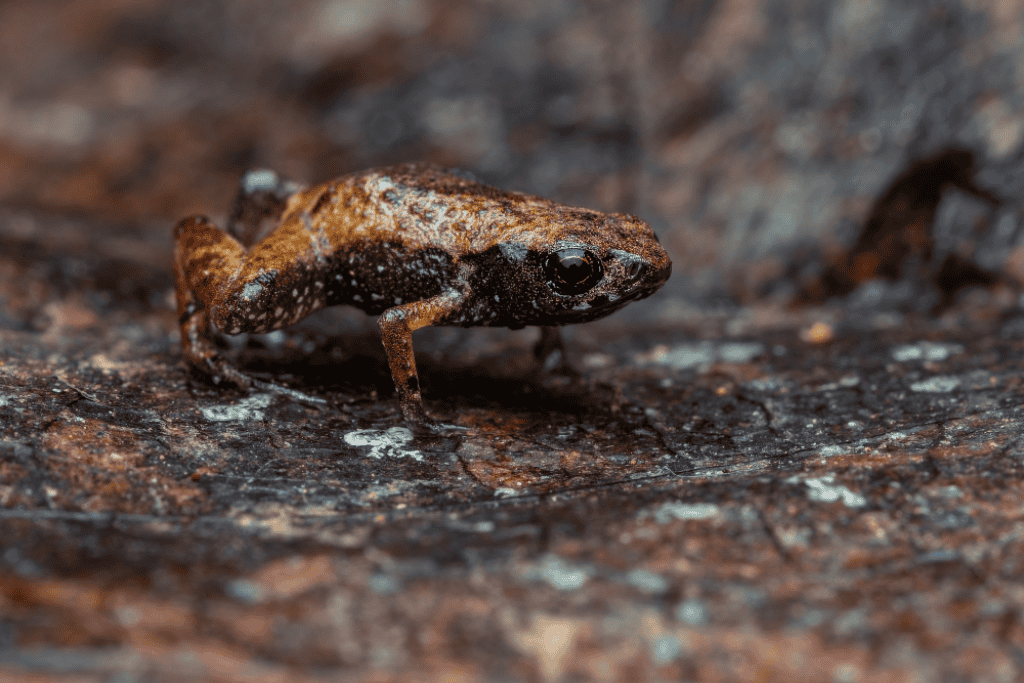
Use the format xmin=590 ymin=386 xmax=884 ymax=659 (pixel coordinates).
xmin=188 ymin=356 xmax=252 ymax=391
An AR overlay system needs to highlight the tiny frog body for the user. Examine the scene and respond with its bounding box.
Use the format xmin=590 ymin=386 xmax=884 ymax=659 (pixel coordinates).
xmin=174 ymin=162 xmax=672 ymax=423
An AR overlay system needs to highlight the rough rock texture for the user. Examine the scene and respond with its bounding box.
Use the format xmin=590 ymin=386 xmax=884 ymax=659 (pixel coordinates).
xmin=4 ymin=1 xmax=1024 ymax=681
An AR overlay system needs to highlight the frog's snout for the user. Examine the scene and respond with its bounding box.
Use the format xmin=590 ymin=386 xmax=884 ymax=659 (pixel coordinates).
xmin=616 ymin=248 xmax=671 ymax=295
xmin=631 ymin=253 xmax=672 ymax=301
xmin=649 ymin=258 xmax=672 ymax=288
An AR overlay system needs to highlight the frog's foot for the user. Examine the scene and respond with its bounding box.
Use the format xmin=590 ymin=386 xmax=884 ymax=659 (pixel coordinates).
xmin=421 ymin=421 xmax=470 ymax=435
xmin=398 ymin=395 xmax=431 ymax=428
xmin=533 ymin=326 xmax=582 ymax=380
xmin=186 ymin=351 xmax=253 ymax=391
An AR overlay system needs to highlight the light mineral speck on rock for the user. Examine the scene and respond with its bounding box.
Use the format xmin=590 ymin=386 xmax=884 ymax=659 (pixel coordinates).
xmin=718 ymin=341 xmax=766 ymax=363
xmin=343 ymin=427 xmax=423 ymax=460
xmin=650 ymin=634 xmax=683 ymax=663
xmin=647 ymin=501 xmax=721 ymax=524
xmin=746 ymin=376 xmax=784 ymax=391
xmin=675 ymin=599 xmax=709 ymax=627
xmin=625 ymin=569 xmax=669 ymax=595
xmin=817 ymin=444 xmax=849 ymax=458
xmin=634 ymin=342 xmax=714 ymax=370
xmin=200 ymin=394 xmax=273 ymax=422
xmin=891 ymin=342 xmax=964 ymax=362
xmin=524 ymin=554 xmax=590 ymax=591
xmin=909 ymin=376 xmax=961 ymax=393
xmin=796 ymin=475 xmax=867 ymax=508
xmin=225 ymin=579 xmax=265 ymax=603
xmin=369 ymin=574 xmax=400 ymax=595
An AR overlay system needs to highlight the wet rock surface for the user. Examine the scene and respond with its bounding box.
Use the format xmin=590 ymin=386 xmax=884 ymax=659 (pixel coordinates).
xmin=4 ymin=1 xmax=1024 ymax=681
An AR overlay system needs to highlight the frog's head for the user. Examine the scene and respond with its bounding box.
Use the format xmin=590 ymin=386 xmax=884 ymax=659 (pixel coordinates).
xmin=483 ymin=212 xmax=672 ymax=327
xmin=532 ymin=236 xmax=672 ymax=324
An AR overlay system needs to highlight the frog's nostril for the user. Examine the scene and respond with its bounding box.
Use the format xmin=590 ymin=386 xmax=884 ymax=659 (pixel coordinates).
xmin=625 ymin=260 xmax=643 ymax=281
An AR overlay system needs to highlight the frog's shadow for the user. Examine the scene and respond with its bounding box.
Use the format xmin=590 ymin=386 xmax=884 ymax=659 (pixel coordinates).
xmin=233 ymin=332 xmax=603 ymax=417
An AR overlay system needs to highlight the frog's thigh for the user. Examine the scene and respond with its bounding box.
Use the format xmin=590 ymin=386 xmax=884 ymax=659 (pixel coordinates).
xmin=173 ymin=215 xmax=252 ymax=384
xmin=174 ymin=215 xmax=246 ymax=310
xmin=175 ymin=216 xmax=296 ymax=335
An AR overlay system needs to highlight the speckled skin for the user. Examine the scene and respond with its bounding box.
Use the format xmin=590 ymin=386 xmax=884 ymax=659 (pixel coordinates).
xmin=174 ymin=162 xmax=672 ymax=423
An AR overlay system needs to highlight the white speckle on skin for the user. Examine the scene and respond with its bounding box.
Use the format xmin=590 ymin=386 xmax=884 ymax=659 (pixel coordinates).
xmin=274 ymin=307 xmax=283 ymax=317
xmin=292 ymin=289 xmax=298 ymax=297
xmin=377 ymin=265 xmax=385 ymax=272
xmin=353 ymin=294 xmax=363 ymax=302
xmin=240 ymin=281 xmax=263 ymax=301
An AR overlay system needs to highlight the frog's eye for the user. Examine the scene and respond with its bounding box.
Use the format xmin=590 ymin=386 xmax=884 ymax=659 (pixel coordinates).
xmin=545 ymin=248 xmax=603 ymax=295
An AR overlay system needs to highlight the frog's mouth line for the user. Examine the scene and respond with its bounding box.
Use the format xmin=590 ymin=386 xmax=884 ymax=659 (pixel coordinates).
xmin=551 ymin=288 xmax=646 ymax=324
xmin=547 ymin=258 xmax=671 ymax=324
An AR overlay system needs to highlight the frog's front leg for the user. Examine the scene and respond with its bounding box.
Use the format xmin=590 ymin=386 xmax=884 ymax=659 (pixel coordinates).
xmin=379 ymin=290 xmax=467 ymax=424
xmin=533 ymin=326 xmax=581 ymax=378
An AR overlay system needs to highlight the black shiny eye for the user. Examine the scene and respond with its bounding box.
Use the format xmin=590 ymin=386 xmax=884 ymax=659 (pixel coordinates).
xmin=544 ymin=248 xmax=603 ymax=295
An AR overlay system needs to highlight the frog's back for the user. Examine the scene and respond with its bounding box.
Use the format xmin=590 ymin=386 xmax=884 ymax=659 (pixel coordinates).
xmin=280 ymin=163 xmax=640 ymax=256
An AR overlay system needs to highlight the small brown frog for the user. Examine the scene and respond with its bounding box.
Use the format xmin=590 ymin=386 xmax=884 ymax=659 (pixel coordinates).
xmin=174 ymin=163 xmax=671 ymax=423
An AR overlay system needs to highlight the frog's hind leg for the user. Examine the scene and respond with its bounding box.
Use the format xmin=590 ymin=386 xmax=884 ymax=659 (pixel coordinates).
xmin=173 ymin=214 xmax=252 ymax=388
xmin=227 ymin=169 xmax=305 ymax=247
